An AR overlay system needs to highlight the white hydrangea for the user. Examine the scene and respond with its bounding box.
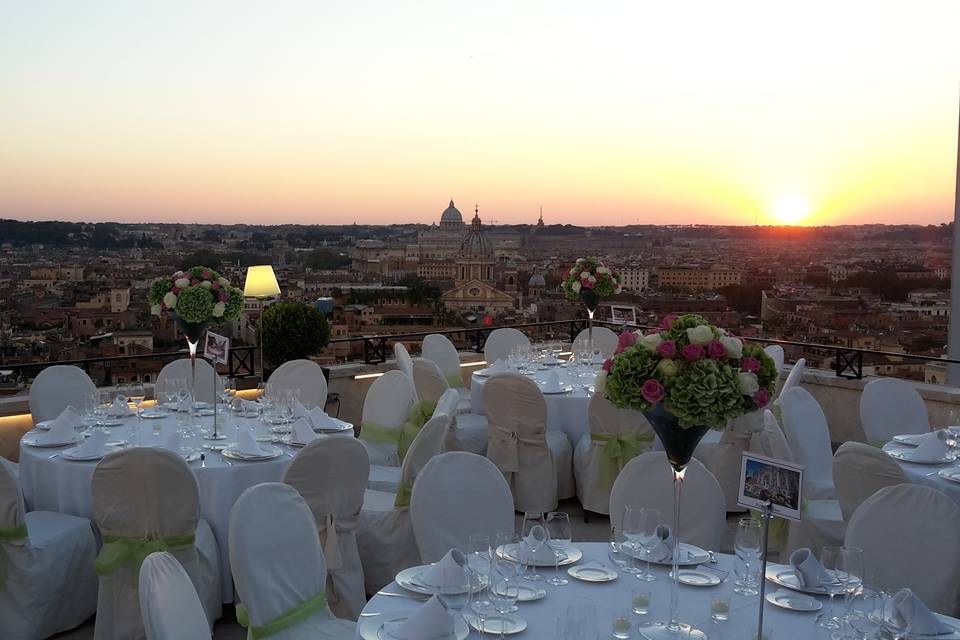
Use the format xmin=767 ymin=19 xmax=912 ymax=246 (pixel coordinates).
xmin=686 ymin=325 xmax=714 ymax=345
xmin=738 ymin=372 xmax=760 ymax=395
xmin=200 ymin=281 xmax=212 ymax=289
xmin=163 ymin=292 xmax=178 ymax=309
xmin=720 ymin=335 xmax=743 ymax=358
xmin=212 ymin=302 xmax=226 ymax=317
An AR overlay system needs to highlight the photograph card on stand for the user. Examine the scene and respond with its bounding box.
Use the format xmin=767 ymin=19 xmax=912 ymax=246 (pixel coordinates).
xmin=737 ymin=452 xmax=804 ymax=522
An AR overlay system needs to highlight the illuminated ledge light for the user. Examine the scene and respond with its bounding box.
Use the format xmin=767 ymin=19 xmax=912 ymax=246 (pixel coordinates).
xmin=354 ymin=360 xmax=487 ymax=380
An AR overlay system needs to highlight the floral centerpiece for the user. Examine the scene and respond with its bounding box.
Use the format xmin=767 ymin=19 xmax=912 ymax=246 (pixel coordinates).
xmin=561 ymin=257 xmax=622 ymax=311
xmin=596 ymin=313 xmax=777 ymax=640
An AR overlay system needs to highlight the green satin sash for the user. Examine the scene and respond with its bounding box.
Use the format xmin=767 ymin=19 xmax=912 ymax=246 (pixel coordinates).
xmin=237 ymin=592 xmax=328 ymax=639
xmin=397 ymin=399 xmax=437 ymax=462
xmin=358 ymin=421 xmax=402 ymax=445
xmin=94 ymin=533 xmax=195 ymax=578
xmin=446 ymin=373 xmax=465 ymax=388
xmin=394 ymin=482 xmax=413 ymax=508
xmin=592 ymin=431 xmax=654 ymax=488
xmin=0 ymin=524 xmax=27 ymax=541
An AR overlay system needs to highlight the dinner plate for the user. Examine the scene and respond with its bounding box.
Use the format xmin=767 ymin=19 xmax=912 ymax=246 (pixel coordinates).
xmin=395 ymin=565 xmax=486 ymax=596
xmin=624 ymin=543 xmax=710 ymax=567
xmin=765 ymin=589 xmax=822 ymax=612
xmin=938 ymin=468 xmax=960 ymax=484
xmin=540 ymin=386 xmax=573 ymax=395
xmin=496 ymin=543 xmax=583 ymax=567
xmin=764 ymin=564 xmax=859 ymax=596
xmin=568 ymin=562 xmax=618 ymax=582
xmin=886 ymin=449 xmax=955 ymax=464
xmin=279 ymin=435 xmax=313 ymax=447
xmin=138 ymin=410 xmax=167 ymax=419
xmin=892 ymin=433 xmax=928 ymax=446
xmin=313 ymin=420 xmax=353 ymax=433
xmin=668 ymin=569 xmax=721 ymax=587
xmin=193 ymin=409 xmax=216 ymax=417
xmin=359 ymin=612 xmax=469 ymax=640
xmin=463 ymin=612 xmax=527 ymax=635
xmin=22 ymin=433 xmax=84 ymax=448
xmin=492 ymin=581 xmax=545 ymax=602
xmin=97 ymin=419 xmax=127 ymax=427
xmin=62 ymin=444 xmax=123 ymax=461
xmin=221 ymin=445 xmax=283 ymax=461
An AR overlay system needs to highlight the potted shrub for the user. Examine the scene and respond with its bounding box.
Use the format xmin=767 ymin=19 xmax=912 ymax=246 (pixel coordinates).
xmin=260 ymin=302 xmax=331 ymax=372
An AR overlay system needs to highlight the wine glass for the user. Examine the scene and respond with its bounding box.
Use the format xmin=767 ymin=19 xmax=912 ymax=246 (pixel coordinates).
xmin=492 ymin=532 xmax=521 ymax=613
xmin=609 ymin=526 xmax=635 ymax=572
xmin=520 ymin=512 xmax=547 ymax=581
xmin=128 ymin=382 xmax=145 ymax=418
xmin=468 ymin=534 xmax=492 ymax=606
xmin=879 ymin=590 xmax=912 ymax=640
xmin=733 ymin=517 xmax=762 ymax=596
xmin=817 ymin=546 xmax=846 ymax=630
xmin=488 ymin=574 xmax=518 ymax=640
xmin=94 ymin=389 xmax=110 ymax=428
xmin=470 ymin=568 xmax=495 ymax=640
xmin=622 ymin=505 xmax=660 ymax=581
xmin=546 ymin=511 xmax=571 ymax=586
xmin=839 ymin=546 xmax=864 ymax=629
xmin=847 ymin=589 xmax=883 ymax=639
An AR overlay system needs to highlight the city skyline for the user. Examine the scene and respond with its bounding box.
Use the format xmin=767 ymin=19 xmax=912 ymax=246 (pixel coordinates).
xmin=3 ymin=2 xmax=960 ymax=227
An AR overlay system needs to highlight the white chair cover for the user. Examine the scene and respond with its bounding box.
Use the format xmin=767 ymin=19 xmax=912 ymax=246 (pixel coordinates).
xmin=269 ymin=359 xmax=329 ymax=409
xmin=694 ymin=412 xmax=763 ymax=512
xmin=574 ymin=394 xmax=655 ymax=515
xmin=779 ymin=386 xmax=836 ymax=500
xmin=356 ymin=415 xmax=450 ymax=593
xmin=845 ymin=484 xmax=960 ymax=616
xmin=483 ymin=328 xmax=531 ymax=363
xmin=92 ymin=449 xmax=221 ymax=640
xmin=414 ymin=358 xmax=487 ymax=454
xmin=0 ymin=458 xmax=97 ymax=639
xmin=776 ymin=358 xmax=805 ymax=402
xmin=358 ymin=370 xmax=416 ymax=467
xmin=484 ymin=374 xmax=574 ymax=512
xmin=572 ymin=326 xmax=619 ymax=358
xmin=749 ymin=410 xmax=794 ymax=462
xmin=393 ymin=344 xmax=418 ymax=401
xmin=283 ymin=438 xmax=370 ymax=620
xmin=859 ymin=378 xmax=929 ymax=445
xmin=763 ymin=344 xmax=785 ymax=374
xmin=422 ymin=334 xmax=466 ymax=391
xmin=28 ymin=364 xmax=96 ymax=424
xmin=139 ymin=552 xmax=211 ymax=640
xmin=229 ymin=483 xmax=355 ymax=640
xmin=832 ymin=441 xmax=908 ymax=522
xmin=411 ymin=452 xmax=515 ymax=563
xmin=155 ymin=358 xmax=216 ymax=404
xmin=609 ymin=452 xmax=725 ymax=551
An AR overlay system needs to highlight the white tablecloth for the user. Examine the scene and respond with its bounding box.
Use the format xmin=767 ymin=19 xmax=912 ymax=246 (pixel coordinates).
xmin=19 ymin=410 xmax=352 ymax=603
xmin=358 ymin=542 xmax=953 ymax=639
xmin=881 ymin=442 xmax=960 ymax=506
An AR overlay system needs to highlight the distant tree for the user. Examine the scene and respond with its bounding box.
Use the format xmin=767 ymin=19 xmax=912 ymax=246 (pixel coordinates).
xmin=182 ymin=251 xmax=223 ymax=270
xmin=718 ymin=283 xmax=765 ymax=316
xmin=260 ymin=302 xmax=330 ymax=369
xmin=304 ymin=249 xmax=350 ymax=270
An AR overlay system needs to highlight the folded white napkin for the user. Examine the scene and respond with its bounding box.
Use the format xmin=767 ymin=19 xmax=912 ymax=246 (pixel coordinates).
xmin=109 ymin=396 xmax=134 ymax=417
xmin=237 ymin=427 xmax=266 ymax=457
xmin=306 ymin=406 xmax=338 ymax=430
xmin=421 ymin=549 xmax=467 ymax=592
xmin=521 ymin=525 xmax=554 ymax=563
xmin=488 ymin=359 xmax=508 ymax=374
xmin=789 ymin=547 xmax=833 ymax=588
xmin=543 ymin=371 xmax=562 ymax=392
xmin=391 ymin=595 xmax=454 ymax=640
xmin=292 ymin=398 xmax=307 ymax=419
xmin=70 ymin=430 xmax=109 ymax=458
xmin=290 ymin=417 xmax=318 ymax=445
xmin=904 ymin=431 xmax=948 ymax=461
xmin=649 ymin=524 xmax=677 ymax=563
xmin=893 ymin=588 xmax=953 ymax=635
xmin=38 ymin=410 xmax=80 ymax=445
xmin=41 ymin=405 xmax=82 ymax=431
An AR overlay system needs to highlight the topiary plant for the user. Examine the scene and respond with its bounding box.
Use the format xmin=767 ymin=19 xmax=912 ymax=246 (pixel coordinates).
xmin=260 ymin=302 xmax=330 ymax=370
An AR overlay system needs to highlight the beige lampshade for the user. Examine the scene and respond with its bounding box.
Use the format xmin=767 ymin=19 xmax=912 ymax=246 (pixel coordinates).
xmin=243 ymin=265 xmax=281 ymax=298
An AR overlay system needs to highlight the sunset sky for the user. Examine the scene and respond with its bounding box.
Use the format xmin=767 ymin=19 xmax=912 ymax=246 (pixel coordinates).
xmin=2 ymin=1 xmax=959 ymax=226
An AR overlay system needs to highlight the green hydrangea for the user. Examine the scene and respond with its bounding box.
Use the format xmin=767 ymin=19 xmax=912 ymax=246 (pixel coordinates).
xmin=148 ymin=278 xmax=173 ymax=305
xmin=174 ymin=286 xmax=215 ymax=323
xmin=664 ymin=314 xmax=707 ymax=347
xmin=604 ymin=345 xmax=660 ymax=412
xmin=663 ymin=358 xmax=745 ymax=429
xmin=222 ymin=286 xmax=244 ymax=320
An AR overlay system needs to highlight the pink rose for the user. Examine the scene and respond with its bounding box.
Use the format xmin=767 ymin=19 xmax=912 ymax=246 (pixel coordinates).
xmin=602 ymin=358 xmax=613 ymax=373
xmin=171 ymin=286 xmax=180 ymax=294
xmin=617 ymin=331 xmax=638 ymax=351
xmin=753 ymin=388 xmax=770 ymax=407
xmin=581 ymin=277 xmax=596 ymax=289
xmin=741 ymin=356 xmax=760 ymax=373
xmin=660 ymin=314 xmax=678 ymax=329
xmin=641 ymin=379 xmax=665 ymax=404
xmin=211 ymin=281 xmax=220 ymax=290
xmin=656 ymin=340 xmax=677 ymax=359
xmin=682 ymin=343 xmax=705 ymax=362
xmin=219 ymin=291 xmax=229 ymax=302
xmin=190 ymin=278 xmax=199 ymax=285
xmin=201 ymin=270 xmax=212 ymax=279
xmin=707 ymin=340 xmax=726 ymax=359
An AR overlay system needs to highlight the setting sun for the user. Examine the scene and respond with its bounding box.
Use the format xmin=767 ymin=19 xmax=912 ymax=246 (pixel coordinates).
xmin=771 ymin=197 xmax=812 ymax=225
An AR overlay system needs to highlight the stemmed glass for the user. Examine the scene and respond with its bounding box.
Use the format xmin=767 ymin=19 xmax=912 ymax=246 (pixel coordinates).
xmin=817 ymin=546 xmax=847 ymax=630
xmin=468 ymin=534 xmax=492 ymax=607
xmin=609 ymin=526 xmax=635 ymax=573
xmin=493 ymin=532 xmax=521 ymax=613
xmin=879 ymin=590 xmax=912 ymax=640
xmin=838 ymin=546 xmax=864 ymax=631
xmin=733 ymin=517 xmax=762 ymax=596
xmin=520 ymin=512 xmax=547 ymax=582
xmin=623 ymin=505 xmax=660 ymax=581
xmin=128 ymin=382 xmax=145 ymax=418
xmin=488 ymin=563 xmax=518 ymax=640
xmin=470 ymin=568 xmax=495 ymax=640
xmin=546 ymin=511 xmax=571 ymax=586
xmin=93 ymin=390 xmax=110 ymax=428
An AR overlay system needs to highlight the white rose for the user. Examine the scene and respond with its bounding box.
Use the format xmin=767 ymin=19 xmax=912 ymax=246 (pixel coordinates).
xmin=175 ymin=277 xmax=190 ymax=288
xmin=596 ymin=266 xmax=610 ymax=275
xmin=738 ymin=372 xmax=760 ymax=395
xmin=174 ymin=271 xmax=184 ymax=277
xmin=720 ymin=335 xmax=743 ymax=358
xmin=686 ymin=325 xmax=714 ymax=345
xmin=580 ymin=271 xmax=591 ymax=279
xmin=569 ymin=267 xmax=577 ymax=276
xmin=150 ymin=304 xmax=162 ymax=316
xmin=594 ymin=370 xmax=607 ymax=394
xmin=639 ymin=333 xmax=663 ymax=352
xmin=163 ymin=292 xmax=178 ymax=309
xmin=571 ymin=281 xmax=582 ymax=293
xmin=587 ymin=275 xmax=597 ymax=283
xmin=200 ymin=280 xmax=212 ymax=288
xmin=218 ymin=277 xmax=229 ymax=287
xmin=212 ymin=301 xmax=226 ymax=317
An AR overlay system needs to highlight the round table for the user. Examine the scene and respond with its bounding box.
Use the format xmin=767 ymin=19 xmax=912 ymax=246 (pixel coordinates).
xmin=19 ymin=409 xmax=352 ymax=603
xmin=881 ymin=441 xmax=960 ymax=507
xmin=358 ymin=542 xmax=943 ymax=639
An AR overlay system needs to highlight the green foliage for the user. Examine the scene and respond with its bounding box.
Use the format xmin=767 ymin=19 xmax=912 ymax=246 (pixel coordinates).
xmin=604 ymin=347 xmax=660 ymax=412
xmin=148 ymin=278 xmax=173 ymax=305
xmin=182 ymin=251 xmax=222 ymax=270
xmin=304 ymin=249 xmax=350 ymax=270
xmin=663 ymin=314 xmax=707 ymax=346
xmin=663 ymin=359 xmax=744 ymax=429
xmin=175 ymin=286 xmax=214 ymax=323
xmin=260 ymin=302 xmax=331 ymax=369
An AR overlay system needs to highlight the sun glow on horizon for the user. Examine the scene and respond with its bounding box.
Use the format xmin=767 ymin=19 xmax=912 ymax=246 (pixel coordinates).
xmin=771 ymin=197 xmax=813 ymax=226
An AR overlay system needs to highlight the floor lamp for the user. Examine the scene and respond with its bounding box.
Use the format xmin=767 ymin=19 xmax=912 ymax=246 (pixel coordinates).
xmin=243 ymin=265 xmax=281 ymax=383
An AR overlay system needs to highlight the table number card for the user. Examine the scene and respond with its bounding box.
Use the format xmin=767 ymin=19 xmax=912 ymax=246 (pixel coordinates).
xmin=737 ymin=452 xmax=804 ymax=522
xmin=203 ymin=331 xmax=230 ymax=366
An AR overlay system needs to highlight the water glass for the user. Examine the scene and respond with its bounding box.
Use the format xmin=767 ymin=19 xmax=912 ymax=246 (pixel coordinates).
xmin=470 ymin=569 xmax=495 ymax=640
xmin=611 ymin=608 xmax=632 ymax=639
xmin=816 ymin=546 xmax=846 ymax=630
xmin=609 ymin=526 xmax=633 ymax=571
xmin=468 ymin=534 xmax=492 ymax=605
xmin=546 ymin=511 xmax=571 ymax=586
xmin=622 ymin=505 xmax=660 ymax=581
xmin=631 ymin=588 xmax=651 ymax=616
xmin=520 ymin=512 xmax=546 ymax=581
xmin=733 ymin=517 xmax=762 ymax=596
xmin=710 ymin=596 xmax=730 ymax=623
xmin=489 ymin=577 xmax=518 ymax=640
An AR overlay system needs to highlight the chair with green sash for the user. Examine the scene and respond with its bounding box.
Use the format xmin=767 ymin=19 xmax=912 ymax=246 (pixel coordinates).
xmin=573 ymin=394 xmax=655 ymax=516
xmin=229 ymin=482 xmax=356 ymax=639
xmin=393 ymin=343 xmax=419 ymax=402
xmin=92 ymin=448 xmax=222 ymax=640
xmin=283 ymin=437 xmax=369 ymax=621
xmin=413 ymin=358 xmax=488 ymax=455
xmin=138 ymin=551 xmax=210 ymax=640
xmin=0 ymin=457 xmax=98 ymax=639
xmin=357 ymin=413 xmax=451 ymax=594
xmin=422 ymin=334 xmax=469 ymax=403
xmin=357 ymin=370 xmax=416 ymax=468
xmin=483 ymin=328 xmax=530 ymax=365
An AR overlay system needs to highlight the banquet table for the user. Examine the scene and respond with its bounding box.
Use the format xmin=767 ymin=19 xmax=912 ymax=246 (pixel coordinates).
xmin=358 ymin=542 xmax=959 ymax=640
xmin=881 ymin=441 xmax=960 ymax=506
xmin=18 ymin=409 xmax=353 ymax=602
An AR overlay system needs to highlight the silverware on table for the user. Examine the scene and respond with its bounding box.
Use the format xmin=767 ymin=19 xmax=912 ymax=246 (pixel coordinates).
xmin=708 ymin=550 xmax=718 ymax=564
xmin=375 ymin=590 xmax=430 ymax=602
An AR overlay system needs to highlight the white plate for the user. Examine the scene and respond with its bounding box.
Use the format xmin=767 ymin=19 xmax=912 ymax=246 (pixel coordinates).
xmin=892 ymin=433 xmax=928 ymax=446
xmin=887 ymin=449 xmax=955 ymax=465
xmin=625 ymin=543 xmax=710 ymax=567
xmin=97 ymin=419 xmax=127 ymax=427
xmin=358 ymin=612 xmax=469 ymax=640
xmin=221 ymin=445 xmax=283 ymax=461
xmin=395 ymin=565 xmax=487 ymax=596
xmin=314 ymin=420 xmax=353 ymax=433
xmin=497 ymin=543 xmax=583 ymax=567
xmin=463 ymin=612 xmax=527 ymax=635
xmin=939 ymin=468 xmax=960 ymax=484
xmin=764 ymin=564 xmax=858 ymax=596
xmin=540 ymin=385 xmax=573 ymax=395
xmin=193 ymin=409 xmax=216 ymax=417
xmin=492 ymin=581 xmax=545 ymax=602
xmin=62 ymin=444 xmax=123 ymax=461
xmin=765 ymin=589 xmax=822 ymax=612
xmin=138 ymin=411 xmax=167 ymax=420
xmin=568 ymin=562 xmax=618 ymax=582
xmin=22 ymin=433 xmax=84 ymax=448
xmin=279 ymin=436 xmax=312 ymax=447
xmin=669 ymin=569 xmax=721 ymax=587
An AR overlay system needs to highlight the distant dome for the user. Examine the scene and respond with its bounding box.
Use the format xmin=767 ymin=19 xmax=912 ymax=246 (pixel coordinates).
xmin=528 ymin=274 xmax=546 ymax=287
xmin=440 ymin=199 xmax=464 ymax=226
xmin=461 ymin=210 xmax=492 ymax=258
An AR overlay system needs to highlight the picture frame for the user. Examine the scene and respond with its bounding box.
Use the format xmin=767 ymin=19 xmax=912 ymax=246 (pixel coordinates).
xmin=737 ymin=452 xmax=804 ymax=522
xmin=203 ymin=331 xmax=230 ymax=366
xmin=609 ymin=305 xmax=637 ymax=326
